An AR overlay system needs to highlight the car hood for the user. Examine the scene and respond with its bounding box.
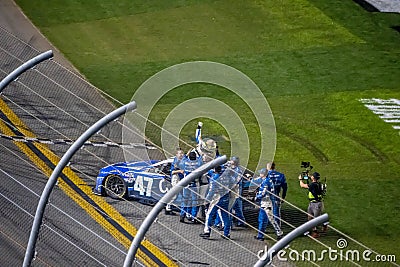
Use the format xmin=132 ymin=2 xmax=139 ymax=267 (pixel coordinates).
xmin=102 ymin=160 xmax=159 ymax=171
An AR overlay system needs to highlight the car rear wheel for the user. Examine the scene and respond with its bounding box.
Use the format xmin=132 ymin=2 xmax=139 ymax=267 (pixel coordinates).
xmin=104 ymin=175 xmax=126 ymax=199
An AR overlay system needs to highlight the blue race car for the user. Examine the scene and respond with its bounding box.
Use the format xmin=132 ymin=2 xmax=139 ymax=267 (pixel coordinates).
xmin=93 ymin=158 xmax=260 ymax=222
xmin=93 ymin=158 xmax=173 ymax=204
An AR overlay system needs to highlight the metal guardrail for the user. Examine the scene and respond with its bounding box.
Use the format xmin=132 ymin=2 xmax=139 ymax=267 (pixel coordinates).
xmin=0 ymin=50 xmax=53 ymax=93
xmin=23 ymin=101 xmax=137 ymax=267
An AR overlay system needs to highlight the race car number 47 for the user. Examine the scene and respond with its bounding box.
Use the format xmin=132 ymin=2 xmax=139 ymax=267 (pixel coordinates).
xmin=134 ymin=175 xmax=153 ymax=197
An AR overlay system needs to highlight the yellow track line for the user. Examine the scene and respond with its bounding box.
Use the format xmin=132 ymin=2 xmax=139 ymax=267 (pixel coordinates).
xmin=0 ymin=98 xmax=177 ymax=267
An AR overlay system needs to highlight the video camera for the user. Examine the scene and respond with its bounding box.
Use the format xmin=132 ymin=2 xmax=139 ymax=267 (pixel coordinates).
xmin=300 ymin=161 xmax=327 ymax=195
xmin=300 ymin=161 xmax=313 ymax=183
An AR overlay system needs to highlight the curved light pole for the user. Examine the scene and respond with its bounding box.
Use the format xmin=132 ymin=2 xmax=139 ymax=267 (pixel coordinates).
xmin=0 ymin=50 xmax=53 ymax=93
xmin=254 ymin=213 xmax=329 ymax=266
xmin=123 ymin=155 xmax=228 ymax=267
xmin=23 ymin=101 xmax=137 ymax=267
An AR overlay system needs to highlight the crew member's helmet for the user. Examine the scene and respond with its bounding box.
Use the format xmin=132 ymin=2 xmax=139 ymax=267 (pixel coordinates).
xmin=230 ymin=156 xmax=240 ymax=166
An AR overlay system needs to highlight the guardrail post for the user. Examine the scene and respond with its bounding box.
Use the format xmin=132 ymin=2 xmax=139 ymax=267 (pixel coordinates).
xmin=123 ymin=155 xmax=228 ymax=267
xmin=0 ymin=50 xmax=53 ymax=94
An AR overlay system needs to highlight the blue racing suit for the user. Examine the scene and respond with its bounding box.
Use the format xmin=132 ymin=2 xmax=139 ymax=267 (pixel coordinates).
xmin=230 ymin=166 xmax=246 ymax=226
xmin=166 ymin=156 xmax=184 ymax=211
xmin=267 ymin=170 xmax=287 ymax=226
xmin=170 ymin=156 xmax=184 ymax=179
xmin=180 ymin=155 xmax=203 ymax=219
xmin=255 ymin=177 xmax=283 ymax=238
xmin=203 ymin=171 xmax=235 ymax=237
xmin=195 ymin=123 xmax=219 ymax=219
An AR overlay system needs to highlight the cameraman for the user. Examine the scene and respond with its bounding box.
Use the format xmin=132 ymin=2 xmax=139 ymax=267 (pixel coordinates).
xmin=299 ymin=172 xmax=326 ymax=238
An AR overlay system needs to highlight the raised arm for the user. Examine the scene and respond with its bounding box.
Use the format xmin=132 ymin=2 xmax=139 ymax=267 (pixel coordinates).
xmin=196 ymin=121 xmax=203 ymax=145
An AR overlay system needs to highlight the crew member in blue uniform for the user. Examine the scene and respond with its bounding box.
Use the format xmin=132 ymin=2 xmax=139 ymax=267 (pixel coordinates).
xmin=195 ymin=121 xmax=218 ymax=221
xmin=165 ymin=148 xmax=185 ymax=215
xmin=199 ymin=165 xmax=235 ymax=239
xmin=227 ymin=156 xmax=246 ymax=227
xmin=180 ymin=151 xmax=203 ymax=223
xmin=266 ymin=162 xmax=287 ymax=227
xmin=254 ymin=172 xmax=283 ymax=241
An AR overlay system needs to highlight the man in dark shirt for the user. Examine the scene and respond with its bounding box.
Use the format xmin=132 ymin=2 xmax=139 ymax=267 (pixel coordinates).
xmin=299 ymin=172 xmax=326 ymax=238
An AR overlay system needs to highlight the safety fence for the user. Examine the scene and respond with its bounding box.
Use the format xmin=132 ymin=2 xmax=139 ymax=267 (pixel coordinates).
xmin=0 ymin=25 xmax=397 ymax=267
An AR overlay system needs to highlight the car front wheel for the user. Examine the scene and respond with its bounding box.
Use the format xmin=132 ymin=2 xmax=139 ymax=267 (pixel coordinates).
xmin=104 ymin=175 xmax=126 ymax=199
